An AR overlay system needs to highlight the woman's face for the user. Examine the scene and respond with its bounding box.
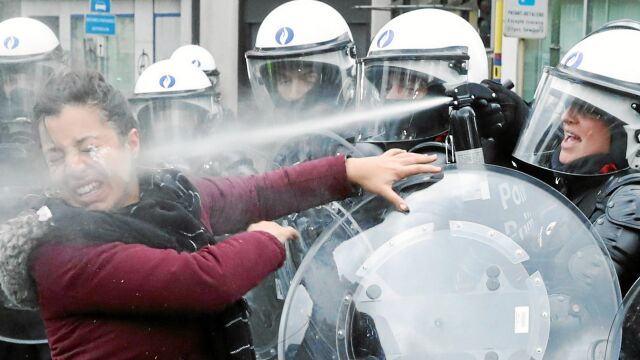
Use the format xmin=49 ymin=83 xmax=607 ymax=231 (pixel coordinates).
xmin=558 ymin=105 xmax=611 ymax=165
xmin=39 ymin=105 xmax=140 ymax=211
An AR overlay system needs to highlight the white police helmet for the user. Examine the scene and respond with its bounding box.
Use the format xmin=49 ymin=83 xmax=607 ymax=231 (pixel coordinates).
xmin=0 ymin=17 xmax=60 ymax=58
xmin=245 ymin=0 xmax=356 ymax=117
xmin=171 ymin=44 xmax=217 ymax=73
xmin=170 ymin=44 xmax=221 ymax=91
xmin=513 ymin=20 xmax=640 ymax=176
xmin=0 ymin=17 xmax=65 ymax=145
xmin=356 ymin=9 xmax=487 ymax=147
xmin=131 ymin=59 xmax=222 ymax=162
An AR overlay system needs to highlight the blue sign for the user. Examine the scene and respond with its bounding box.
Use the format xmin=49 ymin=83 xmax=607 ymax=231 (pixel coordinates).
xmin=518 ymin=0 xmax=536 ymax=5
xmin=90 ymin=0 xmax=111 ymax=13
xmin=85 ymin=14 xmax=116 ymax=36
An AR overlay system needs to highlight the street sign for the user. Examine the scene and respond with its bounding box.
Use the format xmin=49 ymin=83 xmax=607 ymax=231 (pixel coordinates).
xmin=90 ymin=0 xmax=111 ymax=13
xmin=85 ymin=14 xmax=116 ymax=36
xmin=503 ymin=0 xmax=548 ymax=39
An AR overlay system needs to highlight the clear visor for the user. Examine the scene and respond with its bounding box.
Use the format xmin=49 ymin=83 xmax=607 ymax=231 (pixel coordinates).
xmin=0 ymin=60 xmax=62 ymax=146
xmin=131 ymin=94 xmax=221 ymax=164
xmin=0 ymin=59 xmax=62 ymax=154
xmin=0 ymin=60 xmax=60 ymax=120
xmin=246 ymin=49 xmax=355 ymax=118
xmin=355 ymin=59 xmax=465 ymax=145
xmin=513 ymin=71 xmax=639 ymax=176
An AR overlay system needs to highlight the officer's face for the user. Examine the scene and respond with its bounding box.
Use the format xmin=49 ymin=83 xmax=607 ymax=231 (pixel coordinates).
xmin=276 ymin=67 xmax=319 ymax=102
xmin=385 ymin=71 xmax=429 ymax=100
xmin=2 ymin=72 xmax=29 ymax=96
xmin=559 ymin=105 xmax=611 ymax=165
xmin=39 ymin=104 xmax=141 ymax=211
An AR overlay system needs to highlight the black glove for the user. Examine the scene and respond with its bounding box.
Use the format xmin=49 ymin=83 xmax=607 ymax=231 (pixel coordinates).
xmin=469 ymin=81 xmax=531 ymax=166
xmin=479 ymin=80 xmax=529 ymax=137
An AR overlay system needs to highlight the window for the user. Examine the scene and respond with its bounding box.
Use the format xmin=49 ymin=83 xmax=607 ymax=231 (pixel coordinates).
xmin=70 ymin=14 xmax=135 ymax=96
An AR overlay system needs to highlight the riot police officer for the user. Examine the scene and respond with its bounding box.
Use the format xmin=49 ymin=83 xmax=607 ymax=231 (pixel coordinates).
xmin=355 ymin=9 xmax=490 ymax=157
xmin=507 ymin=20 xmax=640 ymax=295
xmin=245 ymin=0 xmax=361 ymax=168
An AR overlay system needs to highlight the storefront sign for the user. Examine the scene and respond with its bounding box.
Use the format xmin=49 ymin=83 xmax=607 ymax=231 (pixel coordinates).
xmin=90 ymin=0 xmax=111 ymax=13
xmin=504 ymin=0 xmax=548 ymax=39
xmin=86 ymin=14 xmax=116 ymax=36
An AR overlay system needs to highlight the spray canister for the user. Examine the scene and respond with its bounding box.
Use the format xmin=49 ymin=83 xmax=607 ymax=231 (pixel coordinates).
xmin=448 ymin=85 xmax=484 ymax=165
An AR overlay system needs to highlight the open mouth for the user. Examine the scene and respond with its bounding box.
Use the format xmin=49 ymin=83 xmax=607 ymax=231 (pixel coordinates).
xmin=74 ymin=181 xmax=103 ymax=198
xmin=562 ymin=130 xmax=582 ymax=146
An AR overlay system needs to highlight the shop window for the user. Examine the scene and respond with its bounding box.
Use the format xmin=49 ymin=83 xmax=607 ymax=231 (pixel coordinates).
xmin=70 ymin=14 xmax=135 ymax=96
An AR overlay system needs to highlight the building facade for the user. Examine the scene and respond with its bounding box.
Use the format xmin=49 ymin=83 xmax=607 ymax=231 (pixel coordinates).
xmin=5 ymin=0 xmax=639 ymax=108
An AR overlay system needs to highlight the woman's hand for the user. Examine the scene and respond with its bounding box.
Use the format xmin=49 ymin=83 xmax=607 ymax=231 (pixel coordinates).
xmin=247 ymin=221 xmax=300 ymax=245
xmin=346 ymin=149 xmax=441 ymax=212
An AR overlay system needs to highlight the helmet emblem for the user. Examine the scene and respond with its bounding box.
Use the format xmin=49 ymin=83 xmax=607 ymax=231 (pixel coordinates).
xmin=564 ymin=51 xmax=584 ymax=69
xmin=275 ymin=27 xmax=294 ymax=45
xmin=159 ymin=75 xmax=176 ymax=89
xmin=3 ymin=36 xmax=19 ymax=50
xmin=191 ymin=59 xmax=201 ymax=68
xmin=377 ymin=30 xmax=394 ymax=49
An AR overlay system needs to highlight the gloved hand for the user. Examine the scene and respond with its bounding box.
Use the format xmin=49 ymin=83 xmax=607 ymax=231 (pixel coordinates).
xmin=478 ymin=80 xmax=529 ymax=139
xmin=462 ymin=80 xmax=530 ymax=166
xmin=453 ymin=82 xmax=506 ymax=139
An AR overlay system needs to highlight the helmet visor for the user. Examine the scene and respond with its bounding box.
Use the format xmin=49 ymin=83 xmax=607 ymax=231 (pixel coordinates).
xmin=132 ymin=94 xmax=221 ymax=162
xmin=246 ymin=48 xmax=355 ymax=118
xmin=355 ymin=58 xmax=467 ymax=145
xmin=513 ymin=68 xmax=640 ymax=176
xmin=0 ymin=60 xmax=61 ymax=119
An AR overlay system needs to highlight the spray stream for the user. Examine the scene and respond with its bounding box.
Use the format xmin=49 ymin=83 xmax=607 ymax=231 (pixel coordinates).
xmin=142 ymin=96 xmax=452 ymax=162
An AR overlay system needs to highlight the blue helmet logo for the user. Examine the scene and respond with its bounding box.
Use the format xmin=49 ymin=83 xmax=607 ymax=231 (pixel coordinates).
xmin=191 ymin=59 xmax=201 ymax=68
xmin=564 ymin=51 xmax=584 ymax=69
xmin=159 ymin=75 xmax=176 ymax=89
xmin=377 ymin=30 xmax=394 ymax=48
xmin=275 ymin=27 xmax=294 ymax=45
xmin=3 ymin=36 xmax=19 ymax=50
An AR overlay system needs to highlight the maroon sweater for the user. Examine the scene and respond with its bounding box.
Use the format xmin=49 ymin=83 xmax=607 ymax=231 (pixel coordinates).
xmin=31 ymin=156 xmax=351 ymax=359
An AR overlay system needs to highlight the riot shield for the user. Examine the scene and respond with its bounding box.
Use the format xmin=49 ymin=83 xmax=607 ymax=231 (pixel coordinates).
xmin=0 ymin=304 xmax=47 ymax=344
xmin=248 ymin=131 xmax=364 ymax=360
xmin=0 ymin=150 xmax=49 ymax=345
xmin=279 ymin=164 xmax=621 ymax=360
xmin=605 ymin=277 xmax=640 ymax=359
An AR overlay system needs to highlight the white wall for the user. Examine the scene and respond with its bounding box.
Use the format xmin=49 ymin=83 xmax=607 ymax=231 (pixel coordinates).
xmin=370 ymin=0 xmax=392 ymax=42
xmin=133 ymin=0 xmax=153 ymax=80
xmin=179 ymin=0 xmax=192 ymax=45
xmin=502 ymin=36 xmax=519 ymax=90
xmin=200 ymin=0 xmax=239 ymax=113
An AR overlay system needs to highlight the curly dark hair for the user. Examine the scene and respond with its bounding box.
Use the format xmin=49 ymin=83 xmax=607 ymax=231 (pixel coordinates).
xmin=33 ymin=70 xmax=137 ymax=141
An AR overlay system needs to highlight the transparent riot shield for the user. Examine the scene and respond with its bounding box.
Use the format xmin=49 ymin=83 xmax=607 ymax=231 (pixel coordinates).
xmin=247 ymin=131 xmax=364 ymax=359
xmin=0 ymin=303 xmax=47 ymax=344
xmin=279 ymin=164 xmax=621 ymax=360
xmin=605 ymin=278 xmax=640 ymax=359
xmin=0 ymin=159 xmax=48 ymax=344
